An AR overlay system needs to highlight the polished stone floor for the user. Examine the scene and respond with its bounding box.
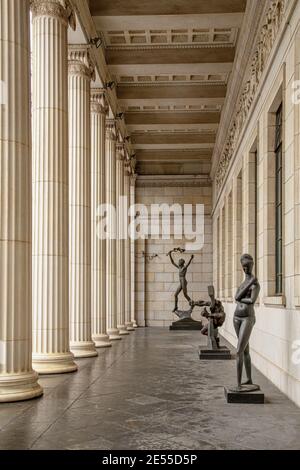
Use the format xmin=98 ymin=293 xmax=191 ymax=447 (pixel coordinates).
xmin=0 ymin=327 xmax=300 ymax=450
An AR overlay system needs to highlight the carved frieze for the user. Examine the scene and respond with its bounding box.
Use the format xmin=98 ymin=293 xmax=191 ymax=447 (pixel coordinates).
xmin=216 ymin=0 xmax=286 ymax=191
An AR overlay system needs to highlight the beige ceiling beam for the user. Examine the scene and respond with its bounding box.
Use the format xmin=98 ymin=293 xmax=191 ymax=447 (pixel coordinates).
xmin=135 ymin=149 xmax=212 ymax=162
xmin=125 ymin=112 xmax=220 ymax=125
xmin=118 ymin=84 xmax=226 ymax=100
xmin=93 ymin=13 xmax=244 ymax=31
xmin=90 ymin=0 xmax=247 ymax=16
xmin=132 ymin=132 xmax=216 ymax=145
xmin=107 ymin=47 xmax=235 ymax=65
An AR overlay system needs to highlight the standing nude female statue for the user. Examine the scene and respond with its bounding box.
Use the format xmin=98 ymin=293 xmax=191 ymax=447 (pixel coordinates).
xmin=167 ymin=250 xmax=194 ymax=312
xmin=231 ymin=254 xmax=260 ymax=392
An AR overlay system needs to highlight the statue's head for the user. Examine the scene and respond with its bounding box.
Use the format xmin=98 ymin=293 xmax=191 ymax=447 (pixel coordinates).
xmin=178 ymin=258 xmax=185 ymax=267
xmin=240 ymin=253 xmax=254 ymax=275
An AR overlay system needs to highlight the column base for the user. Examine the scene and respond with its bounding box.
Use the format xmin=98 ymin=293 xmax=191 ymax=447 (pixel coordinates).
xmin=125 ymin=322 xmax=135 ymax=331
xmin=118 ymin=324 xmax=130 ymax=335
xmin=70 ymin=341 xmax=98 ymax=358
xmin=107 ymin=328 xmax=122 ymax=340
xmin=0 ymin=371 xmax=43 ymax=403
xmin=132 ymin=320 xmax=138 ymax=328
xmin=92 ymin=334 xmax=112 ymax=348
xmin=32 ymin=352 xmax=78 ymax=375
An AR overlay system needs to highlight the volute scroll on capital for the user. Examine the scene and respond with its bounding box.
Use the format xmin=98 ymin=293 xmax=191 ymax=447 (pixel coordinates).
xmin=116 ymin=142 xmax=126 ymax=161
xmin=68 ymin=46 xmax=96 ymax=81
xmin=90 ymin=90 xmax=108 ymax=115
xmin=30 ymin=0 xmax=76 ymax=30
xmin=105 ymin=120 xmax=117 ymax=141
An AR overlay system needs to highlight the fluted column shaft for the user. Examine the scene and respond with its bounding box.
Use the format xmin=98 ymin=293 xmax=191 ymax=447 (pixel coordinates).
xmin=90 ymin=90 xmax=111 ymax=347
xmin=130 ymin=174 xmax=138 ymax=328
xmin=105 ymin=121 xmax=121 ymax=340
xmin=31 ymin=0 xmax=77 ymax=374
xmin=116 ymin=144 xmax=128 ymax=335
xmin=68 ymin=47 xmax=97 ymax=357
xmin=124 ymin=166 xmax=134 ymax=331
xmin=0 ymin=0 xmax=43 ymax=402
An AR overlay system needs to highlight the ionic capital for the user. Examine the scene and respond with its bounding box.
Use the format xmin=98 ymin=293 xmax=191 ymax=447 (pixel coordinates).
xmin=105 ymin=119 xmax=117 ymax=141
xmin=90 ymin=89 xmax=108 ymax=115
xmin=68 ymin=46 xmax=95 ymax=81
xmin=30 ymin=0 xmax=76 ymax=30
xmin=116 ymin=142 xmax=126 ymax=160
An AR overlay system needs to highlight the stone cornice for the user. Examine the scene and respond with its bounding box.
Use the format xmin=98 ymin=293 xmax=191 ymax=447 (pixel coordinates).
xmin=30 ymin=0 xmax=76 ymax=29
xmin=212 ymin=0 xmax=291 ymax=193
xmin=90 ymin=89 xmax=108 ymax=115
xmin=68 ymin=45 xmax=95 ymax=80
xmin=136 ymin=175 xmax=211 ymax=188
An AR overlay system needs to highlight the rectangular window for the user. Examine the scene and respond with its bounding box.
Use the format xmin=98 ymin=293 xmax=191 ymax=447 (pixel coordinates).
xmin=275 ymin=104 xmax=283 ymax=294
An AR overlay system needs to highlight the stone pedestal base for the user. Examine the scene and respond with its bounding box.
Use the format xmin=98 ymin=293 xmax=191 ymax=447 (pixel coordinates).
xmin=92 ymin=334 xmax=112 ymax=348
xmin=70 ymin=342 xmax=98 ymax=358
xmin=107 ymin=328 xmax=122 ymax=340
xmin=199 ymin=346 xmax=231 ymax=360
xmin=33 ymin=352 xmax=78 ymax=374
xmin=0 ymin=372 xmax=43 ymax=403
xmin=132 ymin=321 xmax=138 ymax=328
xmin=118 ymin=325 xmax=130 ymax=335
xmin=125 ymin=322 xmax=135 ymax=331
xmin=170 ymin=317 xmax=202 ymax=330
xmin=224 ymin=386 xmax=265 ymax=404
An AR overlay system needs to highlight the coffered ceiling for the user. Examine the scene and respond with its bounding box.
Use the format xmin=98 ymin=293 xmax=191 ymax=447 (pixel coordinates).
xmin=89 ymin=0 xmax=247 ymax=175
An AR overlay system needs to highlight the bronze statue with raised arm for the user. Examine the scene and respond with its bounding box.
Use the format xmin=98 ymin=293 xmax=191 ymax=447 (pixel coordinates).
xmin=230 ymin=253 xmax=260 ymax=392
xmin=168 ymin=250 xmax=194 ymax=312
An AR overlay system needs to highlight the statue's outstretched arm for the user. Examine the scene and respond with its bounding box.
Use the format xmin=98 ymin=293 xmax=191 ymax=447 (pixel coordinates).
xmin=186 ymin=254 xmax=194 ymax=268
xmin=168 ymin=252 xmax=178 ymax=268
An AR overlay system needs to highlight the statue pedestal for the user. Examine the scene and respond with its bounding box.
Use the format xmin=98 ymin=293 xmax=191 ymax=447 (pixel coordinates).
xmin=224 ymin=387 xmax=265 ymax=404
xmin=169 ymin=317 xmax=202 ymax=330
xmin=199 ymin=346 xmax=231 ymax=360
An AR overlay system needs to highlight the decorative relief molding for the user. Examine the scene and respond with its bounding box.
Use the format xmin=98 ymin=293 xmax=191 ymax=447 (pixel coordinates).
xmin=108 ymin=44 xmax=235 ymax=52
xmin=68 ymin=46 xmax=95 ymax=80
xmin=90 ymin=89 xmax=108 ymax=115
xmin=105 ymin=119 xmax=117 ymax=141
xmin=215 ymin=0 xmax=287 ymax=191
xmin=30 ymin=0 xmax=76 ymax=29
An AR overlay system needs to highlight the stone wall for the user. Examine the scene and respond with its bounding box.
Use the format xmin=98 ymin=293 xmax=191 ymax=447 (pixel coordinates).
xmin=135 ymin=184 xmax=213 ymax=327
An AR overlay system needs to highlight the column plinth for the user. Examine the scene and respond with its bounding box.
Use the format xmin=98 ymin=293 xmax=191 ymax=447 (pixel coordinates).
xmin=31 ymin=0 xmax=77 ymax=374
xmin=0 ymin=0 xmax=43 ymax=401
xmin=90 ymin=91 xmax=111 ymax=348
xmin=68 ymin=47 xmax=97 ymax=357
xmin=106 ymin=121 xmax=122 ymax=340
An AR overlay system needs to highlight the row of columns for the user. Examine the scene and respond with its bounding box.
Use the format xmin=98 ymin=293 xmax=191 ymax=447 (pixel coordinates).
xmin=0 ymin=0 xmax=136 ymax=403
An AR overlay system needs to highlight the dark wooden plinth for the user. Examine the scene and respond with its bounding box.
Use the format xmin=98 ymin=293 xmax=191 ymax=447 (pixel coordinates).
xmin=169 ymin=317 xmax=202 ymax=330
xmin=199 ymin=346 xmax=231 ymax=360
xmin=224 ymin=387 xmax=265 ymax=404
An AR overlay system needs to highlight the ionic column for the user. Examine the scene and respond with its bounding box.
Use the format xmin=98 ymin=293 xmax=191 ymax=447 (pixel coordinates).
xmin=116 ymin=143 xmax=128 ymax=335
xmin=31 ymin=0 xmax=77 ymax=374
xmin=68 ymin=46 xmax=97 ymax=357
xmin=0 ymin=0 xmax=43 ymax=402
xmin=130 ymin=174 xmax=138 ymax=328
xmin=106 ymin=120 xmax=121 ymax=340
xmin=124 ymin=163 xmax=134 ymax=331
xmin=90 ymin=90 xmax=111 ymax=347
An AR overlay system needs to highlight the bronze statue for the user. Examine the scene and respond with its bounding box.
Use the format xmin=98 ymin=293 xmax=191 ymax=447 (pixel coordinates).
xmin=191 ymin=285 xmax=225 ymax=350
xmin=231 ymin=253 xmax=260 ymax=392
xmin=167 ymin=249 xmax=194 ymax=312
